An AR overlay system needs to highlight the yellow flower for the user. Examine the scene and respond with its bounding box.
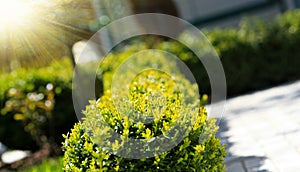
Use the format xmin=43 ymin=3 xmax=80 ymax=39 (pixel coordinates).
xmin=142 ymin=128 xmax=152 ymax=139
xmin=194 ymin=145 xmax=204 ymax=153
xmin=14 ymin=113 xmax=25 ymax=120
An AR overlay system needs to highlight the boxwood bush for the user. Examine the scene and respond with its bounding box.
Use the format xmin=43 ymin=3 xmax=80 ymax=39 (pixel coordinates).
xmin=63 ymin=53 xmax=226 ymax=171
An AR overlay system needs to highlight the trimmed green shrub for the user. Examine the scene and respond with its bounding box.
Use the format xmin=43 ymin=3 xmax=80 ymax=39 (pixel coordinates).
xmin=0 ymin=58 xmax=77 ymax=150
xmin=63 ymin=54 xmax=226 ymax=171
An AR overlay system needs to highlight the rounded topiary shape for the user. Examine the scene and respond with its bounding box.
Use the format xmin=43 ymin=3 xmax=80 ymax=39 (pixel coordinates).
xmin=63 ymin=68 xmax=226 ymax=171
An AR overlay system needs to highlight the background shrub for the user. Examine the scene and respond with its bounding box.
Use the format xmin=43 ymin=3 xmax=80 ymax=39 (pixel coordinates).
xmin=99 ymin=10 xmax=300 ymax=97
xmin=203 ymin=10 xmax=300 ymax=96
xmin=0 ymin=58 xmax=77 ymax=151
xmin=63 ymin=53 xmax=226 ymax=171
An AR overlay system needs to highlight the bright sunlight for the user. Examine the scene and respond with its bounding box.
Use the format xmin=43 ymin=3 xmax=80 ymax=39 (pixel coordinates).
xmin=0 ymin=0 xmax=96 ymax=72
xmin=0 ymin=0 xmax=32 ymax=29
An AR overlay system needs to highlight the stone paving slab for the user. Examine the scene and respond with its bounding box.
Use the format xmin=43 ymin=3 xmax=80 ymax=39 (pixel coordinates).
xmin=226 ymin=161 xmax=245 ymax=172
xmin=215 ymin=80 xmax=300 ymax=172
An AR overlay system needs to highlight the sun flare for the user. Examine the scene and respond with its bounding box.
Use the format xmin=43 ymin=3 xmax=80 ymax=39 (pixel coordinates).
xmin=0 ymin=0 xmax=32 ymax=27
xmin=0 ymin=0 xmax=96 ymax=72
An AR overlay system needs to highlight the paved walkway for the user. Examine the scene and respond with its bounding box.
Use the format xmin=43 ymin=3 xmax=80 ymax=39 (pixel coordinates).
xmin=217 ymin=80 xmax=300 ymax=172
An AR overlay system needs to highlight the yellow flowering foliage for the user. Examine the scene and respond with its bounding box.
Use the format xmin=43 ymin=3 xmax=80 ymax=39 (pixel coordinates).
xmin=63 ymin=62 xmax=226 ymax=171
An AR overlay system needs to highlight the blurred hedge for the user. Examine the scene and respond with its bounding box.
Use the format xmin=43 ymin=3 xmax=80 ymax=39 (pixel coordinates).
xmin=201 ymin=10 xmax=300 ymax=96
xmin=99 ymin=10 xmax=300 ymax=97
xmin=0 ymin=58 xmax=77 ymax=151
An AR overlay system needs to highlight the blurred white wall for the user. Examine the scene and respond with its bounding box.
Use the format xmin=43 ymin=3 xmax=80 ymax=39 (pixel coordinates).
xmin=173 ymin=0 xmax=298 ymax=29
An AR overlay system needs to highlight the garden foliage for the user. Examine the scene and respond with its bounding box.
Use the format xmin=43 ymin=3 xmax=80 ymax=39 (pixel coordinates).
xmin=198 ymin=10 xmax=300 ymax=96
xmin=1 ymin=10 xmax=300 ymax=154
xmin=0 ymin=58 xmax=77 ymax=150
xmin=102 ymin=10 xmax=300 ymax=97
xmin=63 ymin=52 xmax=226 ymax=171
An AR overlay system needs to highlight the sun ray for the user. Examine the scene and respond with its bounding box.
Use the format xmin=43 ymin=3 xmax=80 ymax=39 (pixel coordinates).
xmin=0 ymin=0 xmax=98 ymax=72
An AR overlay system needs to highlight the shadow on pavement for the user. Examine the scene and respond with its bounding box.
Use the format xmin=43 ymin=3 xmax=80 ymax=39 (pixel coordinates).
xmin=216 ymin=118 xmax=270 ymax=172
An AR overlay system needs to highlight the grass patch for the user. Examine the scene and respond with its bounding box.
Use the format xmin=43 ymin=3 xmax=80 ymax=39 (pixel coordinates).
xmin=20 ymin=157 xmax=63 ymax=172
